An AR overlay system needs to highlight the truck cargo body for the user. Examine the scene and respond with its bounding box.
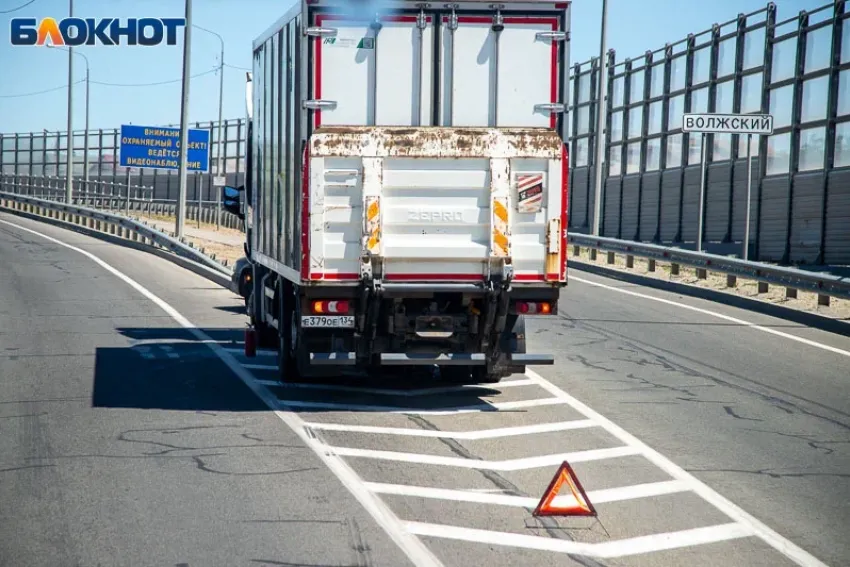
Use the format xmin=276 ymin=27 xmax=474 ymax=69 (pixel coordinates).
xmin=232 ymin=0 xmax=571 ymax=383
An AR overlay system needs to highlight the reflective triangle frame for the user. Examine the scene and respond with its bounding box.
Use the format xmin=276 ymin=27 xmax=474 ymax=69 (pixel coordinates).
xmin=532 ymin=460 xmax=597 ymax=517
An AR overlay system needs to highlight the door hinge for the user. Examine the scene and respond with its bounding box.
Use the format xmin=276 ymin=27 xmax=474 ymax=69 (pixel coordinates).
xmin=535 ymin=103 xmax=566 ymax=114
xmin=536 ymin=30 xmax=569 ymax=42
xmin=305 ymin=26 xmax=338 ymax=37
xmin=303 ymin=100 xmax=338 ymax=111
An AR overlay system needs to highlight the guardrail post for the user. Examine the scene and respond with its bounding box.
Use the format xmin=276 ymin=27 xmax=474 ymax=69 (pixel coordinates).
xmin=590 ymin=248 xmax=597 ymax=261
xmin=785 ymin=287 xmax=797 ymax=299
xmin=670 ymin=262 xmax=680 ymax=275
xmin=726 ymin=274 xmax=736 ymax=287
xmin=573 ymin=245 xmax=581 ymax=256
xmin=626 ymin=255 xmax=634 ymax=268
xmin=818 ymin=294 xmax=830 ymax=307
xmin=607 ymin=251 xmax=615 ymax=264
xmin=757 ymin=282 xmax=769 ymax=294
xmin=695 ymin=268 xmax=707 ymax=279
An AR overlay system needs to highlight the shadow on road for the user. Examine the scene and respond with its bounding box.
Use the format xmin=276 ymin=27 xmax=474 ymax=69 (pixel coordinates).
xmin=91 ymin=327 xmax=506 ymax=413
xmin=215 ymin=304 xmax=248 ymax=315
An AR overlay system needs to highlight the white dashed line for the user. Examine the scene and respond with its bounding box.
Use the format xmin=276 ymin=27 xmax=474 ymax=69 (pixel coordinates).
xmin=327 ymin=445 xmax=641 ymax=470
xmin=303 ymin=419 xmax=598 ymax=439
xmin=265 ymin=377 xmax=534 ymax=397
xmin=278 ymin=397 xmax=567 ymax=415
xmin=365 ymin=479 xmax=692 ymax=506
xmin=405 ymin=521 xmax=755 ymax=558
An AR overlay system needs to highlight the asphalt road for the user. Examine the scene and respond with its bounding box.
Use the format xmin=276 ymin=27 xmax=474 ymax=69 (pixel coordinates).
xmin=1 ymin=210 xmax=848 ymax=567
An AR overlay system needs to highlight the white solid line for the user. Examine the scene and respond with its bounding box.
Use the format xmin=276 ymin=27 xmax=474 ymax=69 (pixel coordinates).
xmin=256 ymin=379 xmax=283 ymax=388
xmin=328 ymin=445 xmax=641 ymax=470
xmin=277 ymin=377 xmax=534 ymax=397
xmin=243 ymin=364 xmax=279 ymax=371
xmin=0 ymin=218 xmax=445 ymax=567
xmin=405 ymin=521 xmax=754 ymax=558
xmin=571 ymin=274 xmax=850 ymax=359
xmin=302 ymin=419 xmax=598 ymax=439
xmin=525 ymin=369 xmax=828 ymax=567
xmin=222 ymin=347 xmax=277 ymax=357
xmin=279 ymin=397 xmax=566 ymax=415
xmin=365 ymin=479 xmax=691 ymax=507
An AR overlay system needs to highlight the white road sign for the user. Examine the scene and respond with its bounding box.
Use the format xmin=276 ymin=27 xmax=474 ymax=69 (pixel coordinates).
xmin=683 ymin=113 xmax=774 ymax=135
xmin=213 ymin=176 xmax=227 ymax=187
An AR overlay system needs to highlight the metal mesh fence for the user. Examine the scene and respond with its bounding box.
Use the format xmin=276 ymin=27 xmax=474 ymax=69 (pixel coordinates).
xmin=567 ymin=1 xmax=850 ymax=264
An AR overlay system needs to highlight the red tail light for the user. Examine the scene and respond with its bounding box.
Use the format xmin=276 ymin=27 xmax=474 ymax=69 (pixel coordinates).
xmin=516 ymin=301 xmax=553 ymax=315
xmin=311 ymin=300 xmax=350 ymax=314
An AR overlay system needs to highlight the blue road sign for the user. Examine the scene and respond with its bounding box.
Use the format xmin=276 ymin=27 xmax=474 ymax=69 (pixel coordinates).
xmin=119 ymin=124 xmax=210 ymax=172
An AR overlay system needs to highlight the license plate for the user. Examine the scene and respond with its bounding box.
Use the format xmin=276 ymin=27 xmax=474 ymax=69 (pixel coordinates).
xmin=301 ymin=315 xmax=355 ymax=328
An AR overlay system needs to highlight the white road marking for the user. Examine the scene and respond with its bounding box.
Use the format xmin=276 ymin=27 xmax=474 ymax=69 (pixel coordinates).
xmin=525 ymin=369 xmax=829 ymax=567
xmin=9 ymin=218 xmax=829 ymax=566
xmin=277 ymin=397 xmax=566 ymax=415
xmin=302 ymin=419 xmax=598 ymax=439
xmin=223 ymin=347 xmax=277 ymax=357
xmin=268 ymin=377 xmax=534 ymax=397
xmin=571 ymin=274 xmax=850 ymax=359
xmin=0 ymin=218 xmax=445 ymax=567
xmin=405 ymin=521 xmax=754 ymax=558
xmin=243 ymin=364 xmax=279 ymax=371
xmin=256 ymin=379 xmax=283 ymax=387
xmin=365 ymin=479 xmax=692 ymax=507
xmin=327 ymin=445 xmax=641 ymax=470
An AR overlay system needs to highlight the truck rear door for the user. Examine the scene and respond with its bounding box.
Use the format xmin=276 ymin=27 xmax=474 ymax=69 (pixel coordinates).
xmin=309 ymin=12 xmax=435 ymax=128
xmin=440 ymin=14 xmax=566 ymax=128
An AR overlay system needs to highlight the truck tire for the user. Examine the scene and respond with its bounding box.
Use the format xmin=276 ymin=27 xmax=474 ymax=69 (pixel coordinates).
xmin=443 ymin=315 xmax=526 ymax=385
xmin=247 ymin=289 xmax=277 ymax=349
xmin=506 ymin=314 xmax=527 ymax=375
xmin=278 ymin=285 xmax=309 ymax=383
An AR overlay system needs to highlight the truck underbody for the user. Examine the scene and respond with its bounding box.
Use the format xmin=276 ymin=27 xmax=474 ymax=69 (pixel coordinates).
xmin=251 ymin=265 xmax=558 ymax=384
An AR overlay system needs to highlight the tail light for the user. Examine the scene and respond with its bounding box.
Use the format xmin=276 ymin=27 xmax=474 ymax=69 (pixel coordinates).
xmin=311 ymin=300 xmax=350 ymax=314
xmin=516 ymin=301 xmax=552 ymax=315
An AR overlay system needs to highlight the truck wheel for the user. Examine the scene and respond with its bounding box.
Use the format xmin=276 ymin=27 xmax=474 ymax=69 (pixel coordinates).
xmin=506 ymin=314 xmax=527 ymax=375
xmin=278 ymin=288 xmax=309 ymax=383
xmin=247 ymin=290 xmax=278 ymax=348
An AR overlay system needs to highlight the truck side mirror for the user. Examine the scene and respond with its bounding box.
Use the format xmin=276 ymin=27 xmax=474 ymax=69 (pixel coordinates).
xmin=222 ymin=185 xmax=244 ymax=219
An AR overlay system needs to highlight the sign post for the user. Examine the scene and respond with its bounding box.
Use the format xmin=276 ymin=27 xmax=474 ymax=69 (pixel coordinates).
xmin=682 ymin=113 xmax=773 ymax=258
xmin=213 ymin=175 xmax=226 ymax=229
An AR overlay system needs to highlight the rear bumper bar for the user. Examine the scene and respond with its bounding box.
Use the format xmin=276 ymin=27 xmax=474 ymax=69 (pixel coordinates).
xmin=308 ymin=352 xmax=555 ymax=366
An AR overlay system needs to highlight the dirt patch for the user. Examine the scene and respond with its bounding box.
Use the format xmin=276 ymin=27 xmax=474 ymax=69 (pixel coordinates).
xmin=568 ymin=246 xmax=850 ymax=323
xmin=133 ymin=214 xmax=245 ymax=267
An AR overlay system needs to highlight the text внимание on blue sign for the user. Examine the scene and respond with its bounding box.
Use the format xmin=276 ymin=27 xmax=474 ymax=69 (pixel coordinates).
xmin=119 ymin=125 xmax=210 ymax=172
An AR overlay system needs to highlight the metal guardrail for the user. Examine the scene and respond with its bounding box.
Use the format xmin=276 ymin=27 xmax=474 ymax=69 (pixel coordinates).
xmin=568 ymin=233 xmax=850 ymax=305
xmin=0 ymin=173 xmax=244 ymax=230
xmin=0 ymin=191 xmax=233 ymax=278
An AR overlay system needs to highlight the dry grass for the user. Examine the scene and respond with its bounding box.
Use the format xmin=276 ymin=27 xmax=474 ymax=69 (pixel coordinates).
xmin=569 ymin=246 xmax=850 ymax=323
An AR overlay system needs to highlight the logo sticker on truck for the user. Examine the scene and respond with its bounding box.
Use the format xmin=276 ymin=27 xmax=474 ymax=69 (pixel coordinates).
xmin=516 ymin=174 xmax=545 ymax=214
xmin=322 ymin=37 xmax=374 ymax=49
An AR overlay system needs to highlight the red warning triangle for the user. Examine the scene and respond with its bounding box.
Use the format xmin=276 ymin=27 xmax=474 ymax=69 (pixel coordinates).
xmin=532 ymin=461 xmax=596 ymax=517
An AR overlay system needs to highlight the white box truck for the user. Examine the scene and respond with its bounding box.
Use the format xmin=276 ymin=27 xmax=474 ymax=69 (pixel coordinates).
xmin=223 ymin=0 xmax=571 ymax=384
